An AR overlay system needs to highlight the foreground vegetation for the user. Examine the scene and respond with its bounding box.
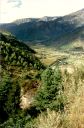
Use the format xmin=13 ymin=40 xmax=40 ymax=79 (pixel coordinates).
xmin=35 ymin=66 xmax=84 ymax=128
xmin=0 ymin=66 xmax=84 ymax=128
xmin=0 ymin=33 xmax=84 ymax=128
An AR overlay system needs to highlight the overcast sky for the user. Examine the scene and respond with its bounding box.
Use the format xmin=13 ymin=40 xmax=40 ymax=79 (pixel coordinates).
xmin=0 ymin=0 xmax=84 ymax=23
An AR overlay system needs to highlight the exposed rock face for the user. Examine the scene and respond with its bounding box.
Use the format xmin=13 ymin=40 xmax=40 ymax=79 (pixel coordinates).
xmin=20 ymin=88 xmax=36 ymax=109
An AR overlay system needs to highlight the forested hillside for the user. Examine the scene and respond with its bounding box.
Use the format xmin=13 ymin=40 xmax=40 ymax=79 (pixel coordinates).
xmin=0 ymin=32 xmax=45 ymax=127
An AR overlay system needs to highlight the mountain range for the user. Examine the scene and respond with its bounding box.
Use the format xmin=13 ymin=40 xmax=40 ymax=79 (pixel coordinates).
xmin=0 ymin=9 xmax=84 ymax=48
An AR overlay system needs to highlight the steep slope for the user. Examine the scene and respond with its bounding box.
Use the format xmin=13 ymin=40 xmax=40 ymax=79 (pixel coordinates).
xmin=0 ymin=32 xmax=45 ymax=109
xmin=53 ymin=25 xmax=84 ymax=49
xmin=0 ymin=32 xmax=44 ymax=69
xmin=0 ymin=9 xmax=84 ymax=47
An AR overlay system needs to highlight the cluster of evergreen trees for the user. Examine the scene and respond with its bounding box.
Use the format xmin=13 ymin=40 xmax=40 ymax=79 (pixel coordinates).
xmin=1 ymin=41 xmax=44 ymax=69
xmin=35 ymin=67 xmax=64 ymax=111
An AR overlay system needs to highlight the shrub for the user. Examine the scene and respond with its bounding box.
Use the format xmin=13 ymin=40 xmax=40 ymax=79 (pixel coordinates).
xmin=0 ymin=72 xmax=20 ymax=123
xmin=0 ymin=73 xmax=11 ymax=122
xmin=34 ymin=67 xmax=64 ymax=111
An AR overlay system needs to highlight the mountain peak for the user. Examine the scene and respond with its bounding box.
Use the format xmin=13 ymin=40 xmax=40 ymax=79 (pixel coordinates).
xmin=39 ymin=16 xmax=59 ymax=22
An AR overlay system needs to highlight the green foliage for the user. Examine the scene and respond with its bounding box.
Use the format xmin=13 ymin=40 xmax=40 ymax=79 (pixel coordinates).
xmin=5 ymin=81 xmax=20 ymax=116
xmin=0 ymin=107 xmax=36 ymax=128
xmin=0 ymin=33 xmax=45 ymax=70
xmin=35 ymin=67 xmax=64 ymax=111
xmin=0 ymin=114 xmax=34 ymax=128
xmin=0 ymin=72 xmax=20 ymax=123
xmin=0 ymin=32 xmax=45 ymax=127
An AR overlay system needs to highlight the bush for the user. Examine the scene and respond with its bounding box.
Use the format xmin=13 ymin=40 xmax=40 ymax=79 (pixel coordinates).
xmin=0 ymin=111 xmax=35 ymax=128
xmin=5 ymin=81 xmax=20 ymax=116
xmin=0 ymin=73 xmax=11 ymax=122
xmin=0 ymin=72 xmax=20 ymax=123
xmin=34 ymin=67 xmax=64 ymax=111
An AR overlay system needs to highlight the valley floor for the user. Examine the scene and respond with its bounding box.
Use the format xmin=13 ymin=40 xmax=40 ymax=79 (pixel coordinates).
xmin=32 ymin=44 xmax=84 ymax=67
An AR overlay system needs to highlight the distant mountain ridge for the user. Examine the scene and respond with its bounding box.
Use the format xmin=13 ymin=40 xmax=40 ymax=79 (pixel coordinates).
xmin=13 ymin=16 xmax=59 ymax=24
xmin=0 ymin=9 xmax=84 ymax=47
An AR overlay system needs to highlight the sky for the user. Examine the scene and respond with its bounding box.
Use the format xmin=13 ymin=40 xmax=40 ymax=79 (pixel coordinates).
xmin=0 ymin=0 xmax=84 ymax=23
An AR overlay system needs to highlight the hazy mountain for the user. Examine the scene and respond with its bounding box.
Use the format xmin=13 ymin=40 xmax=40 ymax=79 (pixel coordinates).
xmin=0 ymin=9 xmax=84 ymax=47
xmin=13 ymin=16 xmax=59 ymax=24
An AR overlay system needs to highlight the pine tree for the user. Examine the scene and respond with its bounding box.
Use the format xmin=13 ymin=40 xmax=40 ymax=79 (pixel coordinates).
xmin=35 ymin=67 xmax=64 ymax=111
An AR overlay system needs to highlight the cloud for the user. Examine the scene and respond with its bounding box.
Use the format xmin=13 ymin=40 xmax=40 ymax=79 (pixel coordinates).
xmin=7 ymin=0 xmax=22 ymax=8
xmin=0 ymin=0 xmax=84 ymax=23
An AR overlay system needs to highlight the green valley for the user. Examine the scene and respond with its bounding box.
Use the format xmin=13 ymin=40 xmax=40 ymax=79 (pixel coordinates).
xmin=0 ymin=8 xmax=84 ymax=128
